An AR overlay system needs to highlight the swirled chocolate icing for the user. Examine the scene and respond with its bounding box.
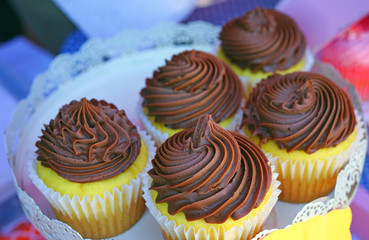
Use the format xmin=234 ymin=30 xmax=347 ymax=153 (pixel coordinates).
xmin=36 ymin=98 xmax=141 ymax=183
xmin=219 ymin=8 xmax=306 ymax=72
xmin=241 ymin=72 xmax=356 ymax=153
xmin=140 ymin=50 xmax=242 ymax=129
xmin=149 ymin=115 xmax=271 ymax=223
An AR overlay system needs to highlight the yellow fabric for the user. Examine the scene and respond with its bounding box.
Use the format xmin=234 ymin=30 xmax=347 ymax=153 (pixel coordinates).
xmin=145 ymin=107 xmax=236 ymax=137
xmin=264 ymin=207 xmax=352 ymax=240
xmin=245 ymin=127 xmax=357 ymax=164
xmin=151 ymin=184 xmax=273 ymax=233
xmin=37 ymin=140 xmax=148 ymax=199
xmin=217 ymin=49 xmax=306 ymax=83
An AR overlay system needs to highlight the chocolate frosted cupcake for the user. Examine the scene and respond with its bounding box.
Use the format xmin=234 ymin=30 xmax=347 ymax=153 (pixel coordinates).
xmin=139 ymin=50 xmax=243 ymax=146
xmin=142 ymin=115 xmax=280 ymax=240
xmin=29 ymin=98 xmax=156 ymax=239
xmin=218 ymin=8 xmax=314 ymax=95
xmin=240 ymin=72 xmax=363 ymax=202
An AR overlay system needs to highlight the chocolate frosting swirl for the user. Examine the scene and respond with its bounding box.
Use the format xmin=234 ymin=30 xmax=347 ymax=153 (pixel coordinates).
xmin=149 ymin=115 xmax=271 ymax=223
xmin=241 ymin=72 xmax=356 ymax=153
xmin=36 ymin=98 xmax=141 ymax=183
xmin=140 ymin=50 xmax=242 ymax=129
xmin=219 ymin=8 xmax=306 ymax=72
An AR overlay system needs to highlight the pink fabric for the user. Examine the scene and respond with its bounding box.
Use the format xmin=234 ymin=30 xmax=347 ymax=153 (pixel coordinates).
xmin=277 ymin=0 xmax=369 ymax=52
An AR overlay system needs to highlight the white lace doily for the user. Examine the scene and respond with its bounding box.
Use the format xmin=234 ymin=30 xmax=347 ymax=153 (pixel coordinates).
xmin=5 ymin=21 xmax=367 ymax=240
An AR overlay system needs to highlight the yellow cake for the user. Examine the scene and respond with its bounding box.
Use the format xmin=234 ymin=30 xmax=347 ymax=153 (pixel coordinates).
xmin=143 ymin=115 xmax=280 ymax=240
xmin=240 ymin=72 xmax=359 ymax=203
xmin=244 ymin=127 xmax=357 ymax=202
xmin=36 ymin=140 xmax=148 ymax=199
xmin=218 ymin=8 xmax=313 ymax=96
xmin=150 ymin=183 xmax=273 ymax=234
xmin=30 ymin=98 xmax=156 ymax=238
xmin=139 ymin=50 xmax=243 ymax=146
xmin=217 ymin=49 xmax=309 ymax=97
xmin=143 ymin=107 xmax=237 ymax=139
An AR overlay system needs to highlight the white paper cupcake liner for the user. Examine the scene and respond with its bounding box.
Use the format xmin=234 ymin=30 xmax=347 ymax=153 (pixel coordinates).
xmin=137 ymin=103 xmax=169 ymax=147
xmin=137 ymin=99 xmax=244 ymax=147
xmin=29 ymin=129 xmax=156 ymax=239
xmin=263 ymin=112 xmax=365 ymax=203
xmin=142 ymin=164 xmax=281 ymax=240
xmin=301 ymin=48 xmax=315 ymax=72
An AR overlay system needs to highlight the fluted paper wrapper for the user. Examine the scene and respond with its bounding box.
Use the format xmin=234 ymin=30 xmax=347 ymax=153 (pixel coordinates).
xmin=142 ymin=165 xmax=281 ymax=240
xmin=265 ymin=114 xmax=365 ymax=203
xmin=137 ymin=99 xmax=244 ymax=147
xmin=29 ymin=130 xmax=156 ymax=239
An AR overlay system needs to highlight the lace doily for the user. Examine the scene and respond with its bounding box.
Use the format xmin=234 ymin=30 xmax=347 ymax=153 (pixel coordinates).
xmin=17 ymin=189 xmax=83 ymax=239
xmin=5 ymin=21 xmax=367 ymax=240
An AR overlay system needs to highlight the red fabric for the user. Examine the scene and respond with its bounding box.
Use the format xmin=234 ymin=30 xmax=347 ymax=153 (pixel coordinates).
xmin=0 ymin=221 xmax=45 ymax=240
xmin=319 ymin=13 xmax=369 ymax=101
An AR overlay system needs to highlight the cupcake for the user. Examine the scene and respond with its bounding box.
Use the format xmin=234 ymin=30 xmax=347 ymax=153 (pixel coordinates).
xmin=142 ymin=114 xmax=280 ymax=240
xmin=29 ymin=98 xmax=156 ymax=239
xmin=139 ymin=50 xmax=243 ymax=146
xmin=240 ymin=72 xmax=363 ymax=203
xmin=218 ymin=8 xmax=314 ymax=95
